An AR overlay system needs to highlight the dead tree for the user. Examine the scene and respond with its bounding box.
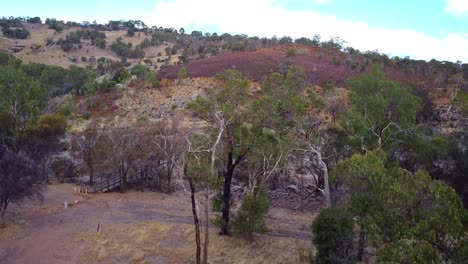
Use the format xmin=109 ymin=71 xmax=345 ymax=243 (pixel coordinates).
xmin=71 ymin=121 xmax=105 ymax=185
xmin=0 ymin=149 xmax=45 ymax=226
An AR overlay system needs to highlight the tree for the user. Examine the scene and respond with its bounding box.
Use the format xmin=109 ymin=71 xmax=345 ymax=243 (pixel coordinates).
xmin=26 ymin=17 xmax=41 ymax=24
xmin=184 ymin=152 xmax=211 ymax=264
xmin=312 ymin=207 xmax=354 ymax=263
xmin=339 ymin=67 xmax=422 ymax=151
xmin=231 ymin=190 xmax=269 ymax=239
xmin=151 ymin=118 xmax=186 ymax=192
xmin=71 ymin=121 xmax=106 ymax=185
xmin=182 ymin=131 xmax=223 ymax=264
xmin=328 ymin=151 xmax=468 ymax=263
xmin=106 ymin=126 xmax=145 ymax=192
xmin=66 ymin=65 xmax=96 ymax=95
xmin=254 ymin=66 xmax=333 ymax=207
xmin=177 ymin=66 xmax=187 ymax=82
xmin=0 ymin=65 xmax=47 ymax=148
xmin=187 ymin=70 xmax=250 ymax=235
xmin=0 ymin=148 xmax=45 ymax=226
xmin=18 ymin=114 xmax=67 ymax=182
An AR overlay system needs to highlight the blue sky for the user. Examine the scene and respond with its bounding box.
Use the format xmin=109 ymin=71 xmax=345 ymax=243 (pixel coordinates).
xmin=2 ymin=0 xmax=468 ymax=62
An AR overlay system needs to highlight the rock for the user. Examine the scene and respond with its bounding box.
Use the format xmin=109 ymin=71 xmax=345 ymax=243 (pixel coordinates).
xmin=14 ymin=219 xmax=25 ymax=224
xmin=191 ymin=93 xmax=199 ymax=100
xmin=171 ymin=97 xmax=185 ymax=108
xmin=30 ymin=43 xmax=41 ymax=51
xmin=285 ymin=185 xmax=299 ymax=192
xmin=156 ymin=106 xmax=170 ymax=118
xmin=68 ymin=56 xmax=78 ymax=63
xmin=9 ymin=45 xmax=24 ymax=53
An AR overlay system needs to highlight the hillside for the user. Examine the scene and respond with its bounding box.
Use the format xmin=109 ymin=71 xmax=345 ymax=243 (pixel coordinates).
xmin=0 ymin=17 xmax=467 ymax=264
xmin=159 ymin=45 xmax=436 ymax=90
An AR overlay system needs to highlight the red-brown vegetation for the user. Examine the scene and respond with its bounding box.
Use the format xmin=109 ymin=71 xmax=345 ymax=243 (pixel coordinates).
xmin=158 ymin=45 xmax=439 ymax=91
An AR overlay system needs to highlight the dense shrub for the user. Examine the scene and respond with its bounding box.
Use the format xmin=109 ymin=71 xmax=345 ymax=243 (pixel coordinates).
xmin=0 ymin=17 xmax=30 ymax=39
xmin=26 ymin=16 xmax=41 ymax=24
xmin=231 ymin=191 xmax=269 ymax=238
xmin=110 ymin=38 xmax=144 ymax=59
xmin=312 ymin=207 xmax=355 ymax=264
xmin=45 ymin=18 xmax=65 ymax=32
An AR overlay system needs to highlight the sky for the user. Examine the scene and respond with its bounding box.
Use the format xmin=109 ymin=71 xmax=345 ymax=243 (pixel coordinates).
xmin=2 ymin=0 xmax=468 ymax=62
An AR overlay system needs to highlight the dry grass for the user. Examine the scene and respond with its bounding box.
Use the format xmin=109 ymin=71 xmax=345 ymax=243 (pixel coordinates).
xmin=79 ymin=221 xmax=310 ymax=264
xmin=1 ymin=24 xmax=176 ymax=69
xmin=0 ymin=223 xmax=19 ymax=242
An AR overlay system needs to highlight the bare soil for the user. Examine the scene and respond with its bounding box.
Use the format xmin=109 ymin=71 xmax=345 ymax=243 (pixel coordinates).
xmin=0 ymin=184 xmax=315 ymax=264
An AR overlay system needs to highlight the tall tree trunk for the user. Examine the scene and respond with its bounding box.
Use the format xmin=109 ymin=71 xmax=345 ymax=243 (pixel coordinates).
xmin=189 ymin=179 xmax=201 ymax=264
xmin=311 ymin=148 xmax=331 ymax=208
xmin=202 ymin=190 xmax=209 ymax=264
xmin=1 ymin=201 xmax=8 ymax=227
xmin=220 ymin=145 xmax=234 ymax=236
xmin=120 ymin=163 xmax=127 ymax=193
xmin=89 ymin=164 xmax=94 ymax=185
xmin=220 ymin=146 xmax=249 ymax=236
xmin=319 ymin=159 xmax=331 ymax=208
xmin=220 ymin=167 xmax=233 ymax=235
xmin=166 ymin=160 xmax=172 ymax=193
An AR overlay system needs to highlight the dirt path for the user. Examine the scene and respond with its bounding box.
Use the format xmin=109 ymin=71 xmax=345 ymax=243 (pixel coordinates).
xmin=0 ymin=184 xmax=314 ymax=264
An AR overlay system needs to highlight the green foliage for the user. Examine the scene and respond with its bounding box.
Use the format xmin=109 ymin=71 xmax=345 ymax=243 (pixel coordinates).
xmin=231 ymin=190 xmax=269 ymax=238
xmin=113 ymin=67 xmax=130 ymax=83
xmin=253 ymin=66 xmax=309 ymax=133
xmin=81 ymin=111 xmax=92 ymax=120
xmin=188 ymin=69 xmax=249 ymax=122
xmin=110 ymin=38 xmax=144 ymax=59
xmin=130 ymin=64 xmax=149 ymax=78
xmin=21 ymin=63 xmax=69 ymax=96
xmin=58 ymin=95 xmax=74 ymax=117
xmin=26 ymin=16 xmax=41 ymax=24
xmin=0 ymin=64 xmax=47 ymax=146
xmin=1 ymin=26 xmax=30 ymax=39
xmin=45 ymin=18 xmax=65 ymax=32
xmin=83 ymin=79 xmax=117 ymax=94
xmin=0 ymin=17 xmax=30 ymax=39
xmin=177 ymin=66 xmax=187 ymax=79
xmin=454 ymin=91 xmax=468 ymax=115
xmin=21 ymin=114 xmax=67 ymax=143
xmin=329 ymin=151 xmax=468 ymax=263
xmin=96 ymin=58 xmax=126 ymax=76
xmin=17 ymin=114 xmax=67 ymax=176
xmin=66 ymin=66 xmax=96 ymax=95
xmin=306 ymin=89 xmax=325 ymax=110
xmin=61 ymin=29 xmax=106 ymax=51
xmin=339 ymin=67 xmax=422 ymax=151
xmin=312 ymin=207 xmax=355 ymax=264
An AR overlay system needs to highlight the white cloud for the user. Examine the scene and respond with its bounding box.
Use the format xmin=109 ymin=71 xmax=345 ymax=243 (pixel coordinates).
xmin=445 ymin=0 xmax=468 ymax=16
xmin=151 ymin=0 xmax=468 ymax=62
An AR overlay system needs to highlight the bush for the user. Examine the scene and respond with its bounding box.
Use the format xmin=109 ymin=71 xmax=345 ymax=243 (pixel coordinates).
xmin=312 ymin=207 xmax=355 ymax=264
xmin=231 ymin=190 xmax=269 ymax=238
xmin=81 ymin=112 xmax=92 ymax=120
xmin=27 ymin=17 xmax=42 ymax=24
xmin=0 ymin=149 xmax=45 ymax=225
xmin=130 ymin=64 xmax=149 ymax=78
xmin=1 ymin=27 xmax=30 ymax=39
xmin=50 ymin=157 xmax=75 ymax=183
xmin=58 ymin=95 xmax=74 ymax=116
xmin=113 ymin=68 xmax=130 ymax=83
